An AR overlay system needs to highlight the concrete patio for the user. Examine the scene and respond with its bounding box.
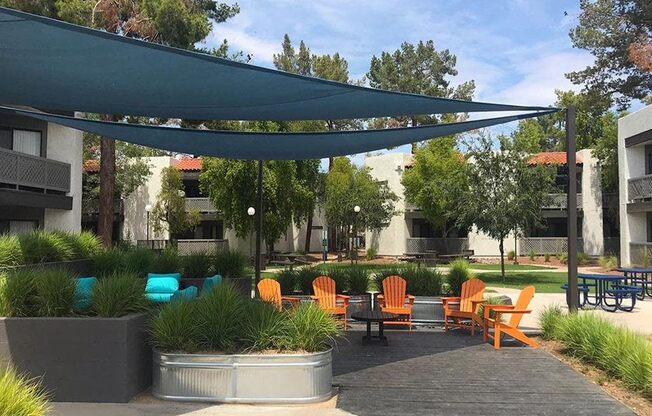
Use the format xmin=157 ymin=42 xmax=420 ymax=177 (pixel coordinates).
xmin=52 ymin=329 xmax=634 ymax=416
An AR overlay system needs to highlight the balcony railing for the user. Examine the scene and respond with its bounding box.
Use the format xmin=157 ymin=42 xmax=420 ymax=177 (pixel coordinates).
xmin=185 ymin=197 xmax=217 ymax=212
xmin=628 ymin=174 xmax=652 ymax=201
xmin=519 ymin=237 xmax=584 ymax=255
xmin=543 ymin=193 xmax=583 ymax=209
xmin=136 ymin=239 xmax=229 ymax=255
xmin=405 ymin=238 xmax=469 ymax=255
xmin=0 ymin=147 xmax=70 ymax=192
xmin=629 ymin=242 xmax=652 ymax=266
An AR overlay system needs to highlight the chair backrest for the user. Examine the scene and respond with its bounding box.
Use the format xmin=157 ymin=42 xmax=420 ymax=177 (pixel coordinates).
xmin=313 ymin=276 xmax=337 ymax=309
xmin=202 ymin=275 xmax=222 ymax=293
xmin=509 ymin=285 xmax=535 ymax=328
xmin=258 ymin=278 xmax=282 ymax=308
xmin=382 ymin=275 xmax=407 ymax=308
xmin=459 ymin=278 xmax=485 ymax=313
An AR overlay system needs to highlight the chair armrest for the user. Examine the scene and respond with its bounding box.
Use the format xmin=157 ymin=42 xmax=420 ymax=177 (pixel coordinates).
xmin=484 ymin=304 xmax=514 ymax=311
xmin=495 ymin=309 xmax=531 ymax=314
xmin=470 ymin=299 xmax=486 ymax=313
xmin=441 ymin=296 xmax=461 ymax=306
xmin=310 ymin=295 xmax=318 ymax=301
xmin=336 ymin=294 xmax=350 ymax=306
xmin=406 ymin=295 xmax=416 ymax=305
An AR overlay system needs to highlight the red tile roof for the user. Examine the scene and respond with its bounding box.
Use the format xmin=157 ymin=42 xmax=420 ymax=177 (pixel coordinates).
xmin=529 ymin=152 xmax=583 ymax=165
xmin=175 ymin=158 xmax=202 ymax=171
xmin=83 ymin=159 xmax=99 ymax=173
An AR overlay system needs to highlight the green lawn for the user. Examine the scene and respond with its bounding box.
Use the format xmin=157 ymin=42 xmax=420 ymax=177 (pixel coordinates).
xmin=475 ymin=271 xmax=567 ymax=293
xmin=470 ymin=263 xmax=555 ymax=271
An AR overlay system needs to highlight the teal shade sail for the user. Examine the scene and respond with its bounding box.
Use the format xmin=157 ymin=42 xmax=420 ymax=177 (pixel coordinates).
xmin=0 ymin=7 xmax=552 ymax=121
xmin=1 ymin=106 xmax=556 ymax=160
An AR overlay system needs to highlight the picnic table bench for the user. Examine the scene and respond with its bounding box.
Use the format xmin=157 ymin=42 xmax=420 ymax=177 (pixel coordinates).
xmin=562 ymin=273 xmax=641 ymax=312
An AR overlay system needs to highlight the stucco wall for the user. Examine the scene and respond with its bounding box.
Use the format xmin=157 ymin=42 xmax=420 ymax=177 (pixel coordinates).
xmin=43 ymin=121 xmax=82 ymax=233
xmin=618 ymin=105 xmax=652 ymax=265
xmin=123 ymin=156 xmax=173 ymax=242
xmin=580 ymin=149 xmax=604 ymax=255
xmin=364 ymin=153 xmax=411 ymax=256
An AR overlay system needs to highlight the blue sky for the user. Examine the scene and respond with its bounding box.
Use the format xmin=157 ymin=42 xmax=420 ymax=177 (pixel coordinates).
xmin=199 ymin=0 xmax=594 ymax=162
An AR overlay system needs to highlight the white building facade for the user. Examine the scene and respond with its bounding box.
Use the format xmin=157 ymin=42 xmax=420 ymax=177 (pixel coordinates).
xmin=365 ymin=150 xmax=610 ymax=258
xmin=0 ymin=111 xmax=82 ymax=234
xmin=618 ymin=104 xmax=652 ymax=266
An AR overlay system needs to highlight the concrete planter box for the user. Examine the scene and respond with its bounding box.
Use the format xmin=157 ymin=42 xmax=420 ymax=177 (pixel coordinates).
xmin=0 ymin=313 xmax=151 ymax=402
xmin=345 ymin=294 xmax=372 ymax=319
xmin=374 ymin=295 xmax=455 ymax=324
xmin=225 ymin=277 xmax=253 ymax=298
xmin=153 ymin=348 xmax=332 ymax=403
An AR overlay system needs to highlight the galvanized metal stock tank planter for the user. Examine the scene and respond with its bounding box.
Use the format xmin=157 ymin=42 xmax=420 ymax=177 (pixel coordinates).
xmin=152 ymin=348 xmax=333 ymax=403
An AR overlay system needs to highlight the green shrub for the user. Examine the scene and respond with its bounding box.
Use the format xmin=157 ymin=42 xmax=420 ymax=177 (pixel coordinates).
xmin=0 ymin=234 xmax=24 ymax=267
xmin=287 ymin=302 xmax=341 ymax=352
xmin=276 ymin=269 xmax=297 ymax=295
xmin=477 ymin=296 xmax=507 ymax=321
xmin=545 ymin=310 xmax=652 ymax=397
xmin=557 ymin=252 xmax=568 ymax=264
xmin=365 ymin=248 xmax=377 ymax=261
xmin=33 ymin=269 xmax=75 ymax=317
xmin=52 ymin=231 xmax=101 ymax=259
xmin=195 ymin=283 xmax=247 ymax=352
xmin=213 ymin=248 xmax=248 ymax=279
xmin=0 ymin=270 xmax=37 ymax=317
xmin=122 ymin=247 xmax=156 ymax=276
xmin=297 ymin=267 xmax=322 ymax=295
xmin=346 ymin=266 xmax=370 ymax=295
xmin=91 ymin=248 xmax=126 ymax=277
xmin=240 ymin=301 xmax=290 ymax=352
xmin=182 ymin=251 xmax=212 ymax=278
xmin=91 ymin=273 xmax=150 ymax=317
xmin=507 ymin=250 xmax=515 ymax=261
xmin=402 ymin=266 xmax=443 ymax=296
xmin=640 ymin=247 xmax=652 ymax=268
xmin=528 ymin=249 xmax=536 ymax=261
xmin=577 ymin=252 xmax=591 ymax=266
xmin=0 ymin=366 xmax=49 ymax=416
xmin=19 ymin=232 xmax=73 ymax=264
xmin=151 ymin=247 xmax=181 ymax=274
xmin=544 ymin=253 xmax=551 ymax=262
xmin=539 ymin=305 xmax=563 ymax=340
xmin=150 ymin=300 xmax=200 ymax=353
xmin=447 ymin=259 xmax=471 ymax=296
xmin=599 ymin=255 xmax=618 ymax=271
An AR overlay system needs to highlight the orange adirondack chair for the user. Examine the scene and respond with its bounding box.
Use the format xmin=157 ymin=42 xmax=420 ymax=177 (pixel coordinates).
xmin=377 ymin=276 xmax=415 ymax=330
xmin=442 ymin=278 xmax=486 ymax=335
xmin=257 ymin=278 xmax=300 ymax=310
xmin=312 ymin=276 xmax=349 ymax=328
xmin=483 ymin=285 xmax=539 ymax=349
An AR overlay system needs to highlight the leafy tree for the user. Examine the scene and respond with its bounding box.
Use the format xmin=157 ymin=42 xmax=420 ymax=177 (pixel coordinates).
xmin=150 ymin=167 xmax=200 ymax=237
xmin=199 ymin=157 xmax=299 ymax=252
xmin=402 ymin=137 xmax=469 ymax=243
xmin=0 ymin=0 xmax=240 ymax=245
xmin=568 ymin=0 xmax=652 ymax=109
xmin=460 ymin=133 xmax=554 ymax=280
xmin=325 ymin=157 xmax=398 ymax=251
xmin=367 ymin=40 xmax=475 ymax=152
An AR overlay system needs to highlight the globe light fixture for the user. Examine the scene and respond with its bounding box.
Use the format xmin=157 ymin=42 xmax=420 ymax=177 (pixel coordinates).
xmin=145 ymin=204 xmax=152 ymax=212
xmin=247 ymin=207 xmax=256 ymax=216
xmin=354 ymin=205 xmax=361 ymax=213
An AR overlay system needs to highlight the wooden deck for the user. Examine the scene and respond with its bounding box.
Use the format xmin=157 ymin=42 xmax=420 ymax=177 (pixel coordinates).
xmin=333 ymin=329 xmax=634 ymax=416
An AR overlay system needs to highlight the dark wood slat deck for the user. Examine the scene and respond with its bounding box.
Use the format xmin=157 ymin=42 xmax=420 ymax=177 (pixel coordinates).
xmin=333 ymin=330 xmax=634 ymax=416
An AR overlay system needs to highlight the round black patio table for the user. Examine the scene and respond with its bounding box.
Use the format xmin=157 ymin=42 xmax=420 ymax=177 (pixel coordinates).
xmin=351 ymin=310 xmax=397 ymax=346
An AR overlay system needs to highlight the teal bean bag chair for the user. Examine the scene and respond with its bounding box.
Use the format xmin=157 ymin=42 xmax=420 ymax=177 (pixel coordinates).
xmin=202 ymin=275 xmax=223 ymax=293
xmin=146 ymin=273 xmax=181 ymax=303
xmin=171 ymin=286 xmax=198 ymax=303
xmin=74 ymin=276 xmax=97 ymax=311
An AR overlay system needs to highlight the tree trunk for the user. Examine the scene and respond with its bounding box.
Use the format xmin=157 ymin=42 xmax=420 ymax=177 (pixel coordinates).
xmin=499 ymin=238 xmax=506 ymax=282
xmin=97 ymin=118 xmax=116 ymax=247
xmin=304 ymin=213 xmax=313 ymax=253
xmin=411 ymin=117 xmax=418 ymax=153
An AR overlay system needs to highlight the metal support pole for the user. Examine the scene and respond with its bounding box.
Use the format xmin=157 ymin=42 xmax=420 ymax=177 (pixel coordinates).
xmin=566 ymin=106 xmax=578 ymax=312
xmin=255 ymin=160 xmax=263 ymax=286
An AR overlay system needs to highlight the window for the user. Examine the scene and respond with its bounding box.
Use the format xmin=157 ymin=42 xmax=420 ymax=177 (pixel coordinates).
xmin=0 ymin=128 xmax=11 ymax=150
xmin=12 ymin=129 xmax=42 ymax=156
xmin=9 ymin=220 xmax=38 ymax=235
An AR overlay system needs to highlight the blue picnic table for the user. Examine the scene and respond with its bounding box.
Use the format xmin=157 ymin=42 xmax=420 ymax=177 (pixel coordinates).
xmin=616 ymin=267 xmax=652 ymax=300
xmin=562 ymin=273 xmax=641 ymax=312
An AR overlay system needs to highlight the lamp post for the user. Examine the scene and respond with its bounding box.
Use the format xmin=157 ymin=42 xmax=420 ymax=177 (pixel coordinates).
xmin=247 ymin=207 xmax=255 ymax=258
xmin=145 ymin=204 xmax=152 ymax=247
xmin=353 ymin=205 xmax=361 ymax=265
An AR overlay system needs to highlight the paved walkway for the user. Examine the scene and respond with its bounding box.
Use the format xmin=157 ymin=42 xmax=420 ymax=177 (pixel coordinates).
xmin=333 ymin=330 xmax=634 ymax=416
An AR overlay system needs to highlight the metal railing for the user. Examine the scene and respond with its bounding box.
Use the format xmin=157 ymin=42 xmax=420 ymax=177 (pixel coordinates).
xmin=629 ymin=242 xmax=652 ymax=266
xmin=519 ymin=237 xmax=584 ymax=254
xmin=0 ymin=147 xmax=70 ymax=192
xmin=185 ymin=197 xmax=217 ymax=212
xmin=628 ymin=174 xmax=652 ymax=201
xmin=177 ymin=239 xmax=228 ymax=255
xmin=405 ymin=238 xmax=469 ymax=255
xmin=543 ymin=193 xmax=583 ymax=209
